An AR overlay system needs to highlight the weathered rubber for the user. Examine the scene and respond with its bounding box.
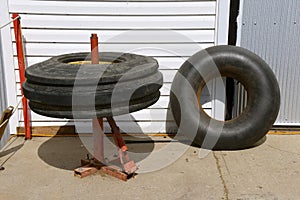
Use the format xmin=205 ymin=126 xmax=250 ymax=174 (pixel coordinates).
xmin=29 ymin=91 xmax=160 ymax=119
xmin=25 ymin=52 xmax=159 ymax=86
xmin=170 ymin=45 xmax=280 ymax=150
xmin=23 ymin=71 xmax=163 ymax=106
xmin=24 ymin=52 xmax=162 ymax=118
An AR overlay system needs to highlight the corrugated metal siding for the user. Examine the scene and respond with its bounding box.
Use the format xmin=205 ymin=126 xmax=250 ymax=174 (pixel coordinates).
xmin=8 ymin=0 xmax=217 ymax=133
xmin=239 ymin=0 xmax=300 ymax=125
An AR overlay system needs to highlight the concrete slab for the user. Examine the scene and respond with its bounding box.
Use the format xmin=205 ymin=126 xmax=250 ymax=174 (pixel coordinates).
xmin=214 ymin=135 xmax=300 ymax=200
xmin=0 ymin=136 xmax=223 ymax=200
xmin=0 ymin=135 xmax=299 ymax=200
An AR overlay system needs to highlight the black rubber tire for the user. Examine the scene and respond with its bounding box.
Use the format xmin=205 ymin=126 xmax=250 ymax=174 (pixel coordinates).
xmin=24 ymin=52 xmax=162 ymax=119
xmin=23 ymin=71 xmax=162 ymax=106
xmin=25 ymin=52 xmax=159 ymax=86
xmin=29 ymin=91 xmax=160 ymax=119
xmin=170 ymin=45 xmax=280 ymax=150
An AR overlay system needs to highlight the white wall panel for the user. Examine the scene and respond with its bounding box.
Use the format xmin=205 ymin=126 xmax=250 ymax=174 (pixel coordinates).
xmin=10 ymin=1 xmax=216 ymax=16
xmin=0 ymin=0 xmax=19 ymax=136
xmin=14 ymin=43 xmax=213 ymax=57
xmin=14 ymin=29 xmax=215 ymax=43
xmin=18 ymin=15 xmax=215 ymax=30
xmin=6 ymin=0 xmax=219 ymax=133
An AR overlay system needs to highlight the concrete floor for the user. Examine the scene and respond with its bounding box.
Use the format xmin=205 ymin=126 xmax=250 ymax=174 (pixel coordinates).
xmin=0 ymin=135 xmax=299 ymax=200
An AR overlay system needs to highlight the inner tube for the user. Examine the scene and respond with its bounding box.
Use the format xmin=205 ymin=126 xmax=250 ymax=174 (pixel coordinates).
xmin=170 ymin=45 xmax=280 ymax=150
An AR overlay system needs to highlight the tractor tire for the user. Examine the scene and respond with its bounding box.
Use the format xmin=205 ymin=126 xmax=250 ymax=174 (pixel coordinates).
xmin=24 ymin=52 xmax=162 ymax=119
xmin=25 ymin=52 xmax=159 ymax=85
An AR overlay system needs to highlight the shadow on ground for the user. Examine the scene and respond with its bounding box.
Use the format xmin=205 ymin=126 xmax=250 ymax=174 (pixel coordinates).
xmin=0 ymin=144 xmax=24 ymax=158
xmin=38 ymin=119 xmax=155 ymax=170
xmin=0 ymin=141 xmax=25 ymax=170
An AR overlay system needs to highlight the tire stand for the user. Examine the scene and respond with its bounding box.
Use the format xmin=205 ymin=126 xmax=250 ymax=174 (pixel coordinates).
xmin=74 ymin=34 xmax=137 ymax=181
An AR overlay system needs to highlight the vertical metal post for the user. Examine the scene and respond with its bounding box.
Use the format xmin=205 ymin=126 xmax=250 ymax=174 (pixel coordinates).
xmin=74 ymin=33 xmax=136 ymax=180
xmin=12 ymin=13 xmax=31 ymax=140
xmin=90 ymin=34 xmax=104 ymax=162
xmin=92 ymin=118 xmax=104 ymax=162
xmin=91 ymin=34 xmax=99 ymax=65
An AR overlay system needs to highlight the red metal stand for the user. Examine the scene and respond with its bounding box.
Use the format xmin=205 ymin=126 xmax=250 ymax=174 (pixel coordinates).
xmin=90 ymin=34 xmax=104 ymax=163
xmin=74 ymin=34 xmax=137 ymax=181
xmin=92 ymin=118 xmax=104 ymax=162
xmin=90 ymin=33 xmax=99 ymax=65
xmin=106 ymin=117 xmax=137 ymax=175
xmin=12 ymin=13 xmax=31 ymax=140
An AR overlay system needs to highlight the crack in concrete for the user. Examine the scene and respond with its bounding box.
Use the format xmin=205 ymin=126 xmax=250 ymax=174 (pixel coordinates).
xmin=266 ymin=143 xmax=300 ymax=156
xmin=221 ymin=153 xmax=231 ymax=176
xmin=213 ymin=152 xmax=229 ymax=200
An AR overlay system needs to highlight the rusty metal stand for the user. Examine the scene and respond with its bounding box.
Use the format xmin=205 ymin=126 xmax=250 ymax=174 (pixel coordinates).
xmin=74 ymin=117 xmax=137 ymax=181
xmin=74 ymin=34 xmax=137 ymax=181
